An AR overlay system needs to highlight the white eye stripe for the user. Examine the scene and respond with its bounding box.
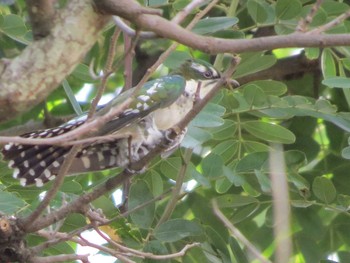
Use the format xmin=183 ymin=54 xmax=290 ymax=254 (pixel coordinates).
xmin=209 ymin=67 xmax=220 ymax=77
xmin=190 ymin=63 xmax=220 ymax=79
xmin=191 ymin=63 xmax=207 ymax=73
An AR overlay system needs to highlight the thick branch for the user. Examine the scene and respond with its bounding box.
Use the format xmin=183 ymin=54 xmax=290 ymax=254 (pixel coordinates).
xmin=96 ymin=0 xmax=350 ymax=54
xmin=0 ymin=0 xmax=108 ymax=122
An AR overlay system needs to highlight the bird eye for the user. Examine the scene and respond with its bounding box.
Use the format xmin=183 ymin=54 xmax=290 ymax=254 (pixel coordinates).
xmin=203 ymin=70 xmax=213 ymax=78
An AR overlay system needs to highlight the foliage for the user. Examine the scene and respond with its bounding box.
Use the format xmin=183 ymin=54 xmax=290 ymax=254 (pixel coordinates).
xmin=2 ymin=0 xmax=350 ymax=262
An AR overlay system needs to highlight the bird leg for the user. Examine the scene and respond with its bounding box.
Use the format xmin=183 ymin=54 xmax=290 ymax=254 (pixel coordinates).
xmin=193 ymin=81 xmax=202 ymax=105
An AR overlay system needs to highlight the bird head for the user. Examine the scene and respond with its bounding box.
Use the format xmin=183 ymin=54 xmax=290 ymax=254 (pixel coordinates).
xmin=173 ymin=59 xmax=222 ymax=99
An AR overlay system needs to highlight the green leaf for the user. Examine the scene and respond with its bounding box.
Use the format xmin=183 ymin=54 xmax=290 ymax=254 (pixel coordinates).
xmin=154 ymin=219 xmax=203 ymax=242
xmin=0 ymin=14 xmax=27 ymax=37
xmin=72 ymin=63 xmax=97 ymax=83
xmin=342 ymin=146 xmax=350 ymax=159
xmin=60 ymin=213 xmax=86 ymax=232
xmin=129 ymin=180 xmax=155 ymax=229
xmin=276 ymin=0 xmax=302 ymax=20
xmin=322 ymin=77 xmax=350 ymax=88
xmin=234 ymin=53 xmax=276 ymax=78
xmin=312 ymin=177 xmax=336 ymax=204
xmin=205 ymin=226 xmax=230 ymax=257
xmin=189 ymin=163 xmax=211 ymax=188
xmin=291 ymin=200 xmax=315 ymax=208
xmin=164 ymin=51 xmax=192 ymax=69
xmin=60 ymin=180 xmax=82 ymax=194
xmin=289 ymin=172 xmax=310 ymax=193
xmin=192 ymin=17 xmax=239 ymax=35
xmin=214 ymin=194 xmax=258 ymax=208
xmin=191 ymin=112 xmax=224 ymax=128
xmin=144 ymin=170 xmax=163 ymax=197
xmin=284 ymin=150 xmax=307 ymax=169
xmin=255 ymin=169 xmax=271 ymax=192
xmin=243 ymin=84 xmax=267 ymax=107
xmin=315 ymin=99 xmax=337 ymax=113
xmin=46 ymin=241 xmax=75 ymax=256
xmin=242 ymin=141 xmax=270 ymax=153
xmin=305 ymin=48 xmax=320 ymax=60
xmin=143 ymin=240 xmax=169 ymax=262
xmin=243 ymin=120 xmax=296 ymax=144
xmin=215 ymin=177 xmax=233 ymax=194
xmin=321 ymin=48 xmax=337 ymax=78
xmin=183 ymin=125 xmax=212 ymax=148
xmin=191 ymin=103 xmax=226 ymax=128
xmin=147 ymin=0 xmax=168 ymax=6
xmin=160 ymin=157 xmax=182 ymax=180
xmin=92 ymin=196 xmax=118 ymax=218
xmin=229 ymin=237 xmax=249 ymax=263
xmin=245 ymin=80 xmax=287 ymax=96
xmin=341 ymin=58 xmax=350 ymax=71
xmin=210 ymin=120 xmax=237 ymax=140
xmin=321 ymin=1 xmax=350 ymax=16
xmin=247 ymin=0 xmax=269 ymax=24
xmin=231 ymin=203 xmax=260 ymax=223
xmin=236 ymin=152 xmax=269 ymax=173
xmin=212 ymin=140 xmax=238 ymax=163
xmin=0 ymin=191 xmax=26 ymax=214
xmin=337 ymin=194 xmax=350 ymax=209
xmin=62 ymin=79 xmax=83 ymax=115
xmin=201 ymin=153 xmax=224 ymax=178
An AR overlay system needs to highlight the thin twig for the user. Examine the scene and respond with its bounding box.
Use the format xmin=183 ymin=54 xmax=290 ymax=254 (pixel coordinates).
xmin=269 ymin=143 xmax=292 ymax=263
xmin=88 ymin=27 xmax=121 ymax=118
xmin=113 ymin=16 xmax=155 ymax=39
xmin=94 ymin=226 xmax=200 ymax=260
xmin=123 ymin=31 xmax=134 ymax=91
xmin=20 ymin=145 xmax=82 ymax=228
xmin=79 ymin=233 xmax=135 ymax=263
xmin=212 ymin=200 xmax=271 ymax=263
xmin=106 ymin=188 xmax=172 ymax=224
xmin=296 ymin=0 xmax=323 ymax=32
xmin=30 ymin=254 xmax=89 ymax=263
xmin=308 ymin=9 xmax=350 ymax=34
xmin=155 ymin=148 xmax=193 ymax=228
xmin=113 ymin=0 xmax=207 ymax=38
xmin=171 ymin=0 xmax=208 ymax=24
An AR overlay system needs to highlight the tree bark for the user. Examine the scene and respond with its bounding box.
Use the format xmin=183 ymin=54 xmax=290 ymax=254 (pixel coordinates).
xmin=0 ymin=0 xmax=108 ymax=122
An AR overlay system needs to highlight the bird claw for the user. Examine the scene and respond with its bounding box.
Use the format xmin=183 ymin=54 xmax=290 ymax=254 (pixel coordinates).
xmin=126 ymin=166 xmax=147 ymax=174
xmin=163 ymin=129 xmax=176 ymax=145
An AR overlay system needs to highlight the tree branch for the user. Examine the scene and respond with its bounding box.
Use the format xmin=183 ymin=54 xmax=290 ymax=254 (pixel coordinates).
xmin=0 ymin=0 xmax=108 ymax=122
xmin=31 ymin=254 xmax=89 ymax=263
xmin=212 ymin=200 xmax=271 ymax=263
xmin=95 ymin=0 xmax=350 ymax=55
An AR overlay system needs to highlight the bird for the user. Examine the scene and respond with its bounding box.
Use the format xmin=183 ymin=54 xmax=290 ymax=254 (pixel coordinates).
xmin=1 ymin=59 xmax=222 ymax=187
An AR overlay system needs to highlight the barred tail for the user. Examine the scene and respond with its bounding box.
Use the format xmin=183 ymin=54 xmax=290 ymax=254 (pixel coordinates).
xmin=1 ymin=121 xmax=130 ymax=187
